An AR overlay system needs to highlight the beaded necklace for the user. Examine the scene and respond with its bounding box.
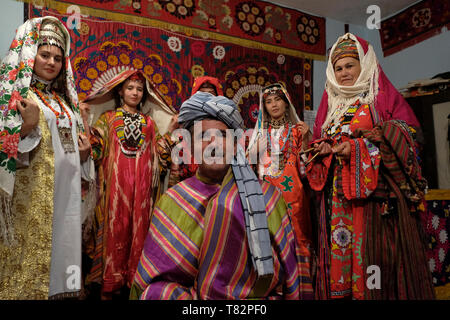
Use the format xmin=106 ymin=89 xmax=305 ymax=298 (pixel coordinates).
xmin=30 ymin=75 xmax=52 ymax=93
xmin=324 ymin=99 xmax=361 ymax=141
xmin=265 ymin=122 xmax=292 ymax=174
xmin=32 ymin=87 xmax=72 ymax=126
xmin=267 ymin=123 xmax=291 ymax=153
xmin=31 ymin=86 xmax=75 ymax=153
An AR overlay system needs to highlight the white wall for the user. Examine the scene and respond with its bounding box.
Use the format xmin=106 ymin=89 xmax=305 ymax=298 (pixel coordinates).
xmin=369 ymin=27 xmax=450 ymax=89
xmin=313 ymin=18 xmax=450 ymax=109
xmin=0 ymin=0 xmax=24 ymax=59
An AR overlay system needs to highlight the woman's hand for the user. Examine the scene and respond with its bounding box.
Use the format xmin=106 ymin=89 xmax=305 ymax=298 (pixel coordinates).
xmin=79 ymin=102 xmax=91 ymax=139
xmin=79 ymin=102 xmax=90 ymax=124
xmin=78 ymin=133 xmax=91 ymax=162
xmin=17 ymin=99 xmax=40 ymax=137
xmin=313 ymin=141 xmax=333 ymax=156
xmin=331 ymin=141 xmax=351 ymax=160
xmin=297 ymin=121 xmax=310 ymax=137
xmin=298 ymin=121 xmax=312 ymax=150
xmin=167 ymin=114 xmax=179 ymax=134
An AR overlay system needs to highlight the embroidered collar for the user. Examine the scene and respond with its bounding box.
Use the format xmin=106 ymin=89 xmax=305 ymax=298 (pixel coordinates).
xmin=30 ymin=74 xmax=53 ymax=93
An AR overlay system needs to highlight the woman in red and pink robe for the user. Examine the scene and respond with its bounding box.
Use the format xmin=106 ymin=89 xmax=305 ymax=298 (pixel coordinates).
xmin=82 ymin=70 xmax=178 ymax=299
xmin=307 ymin=33 xmax=434 ymax=300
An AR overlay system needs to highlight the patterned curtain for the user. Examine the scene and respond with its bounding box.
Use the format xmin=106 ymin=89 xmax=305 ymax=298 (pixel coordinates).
xmin=27 ymin=2 xmax=322 ymax=128
xmin=380 ymin=0 xmax=450 ymax=57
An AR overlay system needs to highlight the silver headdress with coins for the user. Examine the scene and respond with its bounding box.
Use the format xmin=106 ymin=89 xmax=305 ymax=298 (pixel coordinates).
xmin=38 ymin=19 xmax=67 ymax=52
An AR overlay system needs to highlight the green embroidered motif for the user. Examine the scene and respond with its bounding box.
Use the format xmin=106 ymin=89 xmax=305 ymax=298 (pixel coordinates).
xmin=331 ymin=199 xmax=344 ymax=208
xmin=354 ymin=232 xmax=363 ymax=266
xmin=331 ymin=251 xmax=352 ymax=262
xmin=330 ymin=209 xmax=352 ymax=220
xmin=287 ymin=202 xmax=293 ymax=211
xmin=280 ymin=175 xmax=293 ymax=192
xmin=342 ymin=265 xmax=351 ymax=275
xmin=352 ymin=273 xmax=361 ymax=283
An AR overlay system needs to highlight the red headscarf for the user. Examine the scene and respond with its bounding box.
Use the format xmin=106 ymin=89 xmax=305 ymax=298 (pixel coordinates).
xmin=313 ymin=34 xmax=419 ymax=140
xmin=191 ymin=76 xmax=223 ymax=96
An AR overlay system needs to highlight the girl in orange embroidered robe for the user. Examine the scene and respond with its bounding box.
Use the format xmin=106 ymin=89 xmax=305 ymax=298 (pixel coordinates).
xmin=248 ymin=83 xmax=313 ymax=289
xmin=307 ymin=33 xmax=434 ymax=300
xmin=81 ymin=70 xmax=177 ymax=297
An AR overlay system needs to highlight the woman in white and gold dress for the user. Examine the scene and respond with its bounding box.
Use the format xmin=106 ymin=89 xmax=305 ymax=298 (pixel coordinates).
xmin=0 ymin=16 xmax=94 ymax=299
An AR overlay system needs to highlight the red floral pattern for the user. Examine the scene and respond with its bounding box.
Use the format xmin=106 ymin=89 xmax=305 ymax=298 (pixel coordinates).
xmin=1 ymin=132 xmax=20 ymax=159
xmin=29 ymin=7 xmax=313 ymax=130
xmin=380 ymin=0 xmax=450 ymax=56
xmin=27 ymin=0 xmax=325 ymax=57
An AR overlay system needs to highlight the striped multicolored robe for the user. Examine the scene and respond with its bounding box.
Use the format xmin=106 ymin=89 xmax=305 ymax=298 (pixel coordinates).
xmin=130 ymin=169 xmax=313 ymax=300
xmin=306 ymin=101 xmax=434 ymax=299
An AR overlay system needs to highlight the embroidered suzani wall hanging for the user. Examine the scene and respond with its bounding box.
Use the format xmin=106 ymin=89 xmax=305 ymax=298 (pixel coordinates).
xmin=380 ymin=0 xmax=450 ymax=57
xmin=28 ymin=4 xmax=316 ymax=128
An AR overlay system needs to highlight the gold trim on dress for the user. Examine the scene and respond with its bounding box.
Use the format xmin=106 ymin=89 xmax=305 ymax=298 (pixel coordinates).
xmin=0 ymin=106 xmax=55 ymax=300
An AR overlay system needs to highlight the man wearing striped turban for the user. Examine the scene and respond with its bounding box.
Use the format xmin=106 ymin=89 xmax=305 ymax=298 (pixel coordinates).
xmin=130 ymin=91 xmax=313 ymax=300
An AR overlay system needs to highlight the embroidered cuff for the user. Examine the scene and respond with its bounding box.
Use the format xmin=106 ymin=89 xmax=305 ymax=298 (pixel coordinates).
xmin=18 ymin=125 xmax=41 ymax=153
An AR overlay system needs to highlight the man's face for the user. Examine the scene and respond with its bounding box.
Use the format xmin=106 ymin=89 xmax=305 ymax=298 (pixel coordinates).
xmin=198 ymin=82 xmax=217 ymax=95
xmin=194 ymin=119 xmax=233 ymax=182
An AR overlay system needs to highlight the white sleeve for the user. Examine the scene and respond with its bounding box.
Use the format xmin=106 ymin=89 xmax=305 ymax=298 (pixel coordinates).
xmin=17 ymin=125 xmax=42 ymax=153
xmin=80 ymin=155 xmax=95 ymax=182
xmin=16 ymin=126 xmax=42 ymax=168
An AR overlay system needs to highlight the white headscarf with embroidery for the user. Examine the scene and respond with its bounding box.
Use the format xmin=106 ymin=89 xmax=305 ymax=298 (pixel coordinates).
xmin=0 ymin=16 xmax=81 ymax=245
xmin=322 ymin=33 xmax=379 ymax=132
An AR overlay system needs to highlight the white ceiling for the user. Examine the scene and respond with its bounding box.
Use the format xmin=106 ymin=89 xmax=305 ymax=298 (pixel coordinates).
xmin=267 ymin=0 xmax=421 ymax=25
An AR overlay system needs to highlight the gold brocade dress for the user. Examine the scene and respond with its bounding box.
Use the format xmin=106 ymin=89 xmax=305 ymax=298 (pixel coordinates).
xmin=0 ymin=102 xmax=55 ymax=299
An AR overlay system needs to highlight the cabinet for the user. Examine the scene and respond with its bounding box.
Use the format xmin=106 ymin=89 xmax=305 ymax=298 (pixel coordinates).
xmin=406 ymin=88 xmax=450 ymax=189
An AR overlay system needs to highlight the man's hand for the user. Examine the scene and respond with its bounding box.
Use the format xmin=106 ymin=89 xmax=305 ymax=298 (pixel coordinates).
xmin=17 ymin=99 xmax=40 ymax=137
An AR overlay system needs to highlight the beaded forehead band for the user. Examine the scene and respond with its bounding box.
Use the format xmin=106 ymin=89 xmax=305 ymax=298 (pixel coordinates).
xmin=262 ymin=84 xmax=284 ymax=100
xmin=128 ymin=72 xmax=145 ymax=82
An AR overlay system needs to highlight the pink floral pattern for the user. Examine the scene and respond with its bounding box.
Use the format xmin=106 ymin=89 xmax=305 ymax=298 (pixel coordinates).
xmin=1 ymin=133 xmax=19 ymax=159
